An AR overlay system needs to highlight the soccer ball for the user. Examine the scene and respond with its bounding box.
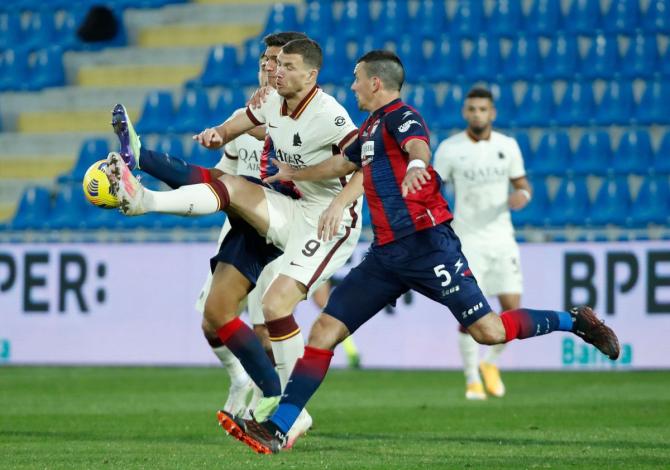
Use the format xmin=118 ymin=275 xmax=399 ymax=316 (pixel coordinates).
xmin=82 ymin=159 xmax=119 ymax=208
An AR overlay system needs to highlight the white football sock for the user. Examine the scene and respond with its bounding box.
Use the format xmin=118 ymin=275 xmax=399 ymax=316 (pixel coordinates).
xmin=145 ymin=184 xmax=220 ymax=215
xmin=212 ymin=345 xmax=250 ymax=387
xmin=458 ymin=331 xmax=481 ymax=384
xmin=271 ymin=331 xmax=305 ymax=390
xmin=482 ymin=343 xmax=506 ymax=365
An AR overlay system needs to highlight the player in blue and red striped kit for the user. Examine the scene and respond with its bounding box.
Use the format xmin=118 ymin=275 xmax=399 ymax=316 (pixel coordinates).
xmin=217 ymin=50 xmax=621 ymax=454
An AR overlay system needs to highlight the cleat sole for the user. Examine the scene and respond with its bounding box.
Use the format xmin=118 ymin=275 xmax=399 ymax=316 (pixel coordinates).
xmin=216 ymin=411 xmax=273 ymax=455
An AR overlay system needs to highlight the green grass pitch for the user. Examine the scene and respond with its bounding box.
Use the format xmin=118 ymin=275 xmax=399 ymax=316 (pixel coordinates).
xmin=1 ymin=367 xmax=669 ymax=469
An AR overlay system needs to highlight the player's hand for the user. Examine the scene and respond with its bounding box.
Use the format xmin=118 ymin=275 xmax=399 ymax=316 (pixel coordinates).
xmin=509 ymin=190 xmax=530 ymax=210
xmin=247 ymin=86 xmax=272 ymax=109
xmin=193 ymin=127 xmax=224 ymax=149
xmin=262 ymin=158 xmax=295 ymax=184
xmin=401 ymin=167 xmax=431 ymax=197
xmin=318 ymin=200 xmax=344 ymax=242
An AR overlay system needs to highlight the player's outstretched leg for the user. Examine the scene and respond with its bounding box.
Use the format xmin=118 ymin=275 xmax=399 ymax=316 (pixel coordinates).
xmin=105 ymin=151 xmax=148 ymax=215
xmin=111 ymin=104 xmax=140 ymax=170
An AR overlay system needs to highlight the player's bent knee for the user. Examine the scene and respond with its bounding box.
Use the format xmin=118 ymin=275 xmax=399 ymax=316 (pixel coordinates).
xmin=307 ymin=313 xmax=349 ymax=350
xmin=467 ymin=313 xmax=506 ymax=345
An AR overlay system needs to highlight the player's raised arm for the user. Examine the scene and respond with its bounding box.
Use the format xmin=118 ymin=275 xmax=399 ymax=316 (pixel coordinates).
xmin=264 ymin=153 xmax=358 ymax=184
xmin=193 ymin=109 xmax=258 ymax=149
xmin=318 ymin=170 xmax=364 ymax=241
xmin=401 ymin=138 xmax=432 ymax=197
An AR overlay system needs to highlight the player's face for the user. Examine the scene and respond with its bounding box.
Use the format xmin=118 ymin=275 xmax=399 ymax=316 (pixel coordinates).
xmin=258 ymin=55 xmax=269 ymax=87
xmin=275 ymin=51 xmax=313 ymax=98
xmin=263 ymin=46 xmax=282 ymax=88
xmin=462 ymin=97 xmax=496 ymax=134
xmin=350 ymin=63 xmax=374 ymax=111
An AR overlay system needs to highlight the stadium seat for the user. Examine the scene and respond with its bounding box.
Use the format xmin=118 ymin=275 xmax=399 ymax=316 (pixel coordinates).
xmin=603 ymin=0 xmax=640 ymax=34
xmin=450 ymin=0 xmax=485 ymax=38
xmin=626 ymin=175 xmax=670 ymax=226
xmin=526 ymin=0 xmax=562 ymax=36
xmin=337 ymin=0 xmax=372 ymax=41
xmin=533 ymin=131 xmax=571 ymax=176
xmin=197 ymin=45 xmax=239 ymax=87
xmin=0 ymin=11 xmax=22 ymax=49
xmin=376 ymin=0 xmax=411 ymax=42
xmin=548 ymin=176 xmax=590 ymax=226
xmin=137 ymin=90 xmax=175 ymax=134
xmin=321 ymin=36 xmax=352 ymax=85
xmin=212 ymin=87 xmax=246 ymax=120
xmin=489 ymin=82 xmax=517 ymax=128
xmin=171 ymin=88 xmax=211 ymax=134
xmin=621 ymin=34 xmax=658 ymax=79
xmin=28 ymin=46 xmax=66 ymax=90
xmin=636 ymin=80 xmax=670 ymax=125
xmin=53 ymin=6 xmax=84 ymax=51
xmin=511 ymin=176 xmax=549 ymax=227
xmin=301 ymin=1 xmax=333 ymax=44
xmin=437 ymin=83 xmax=466 ymax=129
xmin=612 ymin=130 xmax=653 ymax=175
xmin=594 ymin=80 xmax=635 ymax=126
xmin=564 ymin=0 xmax=603 ymax=34
xmin=263 ymin=3 xmax=299 ymax=35
xmin=154 ymin=135 xmax=185 ymax=160
xmin=189 ymin=140 xmax=224 ymax=167
xmin=464 ymin=35 xmax=500 ymax=81
xmin=516 ymin=82 xmax=554 ymax=127
xmin=0 ymin=47 xmax=30 ymax=92
xmin=489 ymin=0 xmax=523 ymax=38
xmin=10 ymin=186 xmax=51 ymax=230
xmin=238 ymin=38 xmax=264 ymax=86
xmin=508 ymin=131 xmax=533 ymax=170
xmin=581 ymin=33 xmax=619 ymax=79
xmin=412 ymin=0 xmax=447 ymax=39
xmin=652 ymin=131 xmax=670 ymax=174
xmin=587 ymin=175 xmax=631 ymax=226
xmin=572 ymin=130 xmax=612 ymax=175
xmin=504 ymin=34 xmax=541 ymax=81
xmin=555 ymin=81 xmax=595 ymax=127
xmin=58 ymin=138 xmax=111 ymax=183
xmin=405 ymin=85 xmax=437 ymax=125
xmin=22 ymin=8 xmax=56 ymax=51
xmin=643 ymin=0 xmax=670 ymax=32
xmin=331 ymin=86 xmax=366 ymax=127
xmin=395 ymin=35 xmax=427 ymax=82
xmin=426 ymin=34 xmax=463 ymax=83
xmin=542 ymin=33 xmax=579 ymax=80
xmin=47 ymin=184 xmax=89 ymax=230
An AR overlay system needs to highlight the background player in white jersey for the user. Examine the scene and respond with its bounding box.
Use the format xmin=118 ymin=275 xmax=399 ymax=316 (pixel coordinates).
xmin=106 ymin=38 xmax=364 ymax=428
xmin=433 ymin=87 xmax=532 ymax=400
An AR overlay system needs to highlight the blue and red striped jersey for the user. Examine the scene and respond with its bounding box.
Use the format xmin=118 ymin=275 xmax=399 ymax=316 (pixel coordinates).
xmin=345 ymin=99 xmax=452 ymax=245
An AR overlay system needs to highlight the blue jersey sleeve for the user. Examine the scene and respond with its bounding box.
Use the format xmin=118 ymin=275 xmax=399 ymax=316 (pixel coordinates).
xmin=343 ymin=135 xmax=363 ymax=168
xmin=385 ymin=106 xmax=430 ymax=150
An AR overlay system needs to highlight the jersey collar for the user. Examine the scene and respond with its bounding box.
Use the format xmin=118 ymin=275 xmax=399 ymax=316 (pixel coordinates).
xmin=281 ymin=85 xmax=319 ymax=120
xmin=466 ymin=128 xmax=492 ymax=142
xmin=371 ymin=98 xmax=403 ymax=118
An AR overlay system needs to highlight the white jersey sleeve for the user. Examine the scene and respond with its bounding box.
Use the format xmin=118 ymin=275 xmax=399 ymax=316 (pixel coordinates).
xmin=507 ymin=137 xmax=526 ymax=180
xmin=433 ymin=138 xmax=455 ymax=183
xmin=214 ymin=108 xmax=265 ymax=178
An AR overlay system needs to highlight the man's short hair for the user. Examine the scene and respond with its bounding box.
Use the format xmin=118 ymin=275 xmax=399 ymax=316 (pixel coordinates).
xmin=263 ymin=31 xmax=308 ymax=48
xmin=466 ymin=87 xmax=494 ymax=102
xmin=282 ymin=38 xmax=323 ymax=70
xmin=356 ymin=50 xmax=405 ymax=91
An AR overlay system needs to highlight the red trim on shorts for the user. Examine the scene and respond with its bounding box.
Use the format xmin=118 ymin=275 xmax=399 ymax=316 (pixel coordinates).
xmin=306 ymin=226 xmax=352 ymax=290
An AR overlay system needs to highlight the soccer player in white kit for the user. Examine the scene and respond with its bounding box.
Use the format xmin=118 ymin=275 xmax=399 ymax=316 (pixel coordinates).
xmin=433 ymin=87 xmax=532 ymax=400
xmin=106 ymin=38 xmax=363 ymax=432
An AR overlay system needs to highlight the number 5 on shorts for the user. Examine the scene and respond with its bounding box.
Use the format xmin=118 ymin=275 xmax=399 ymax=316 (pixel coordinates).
xmin=433 ymin=264 xmax=452 ymax=286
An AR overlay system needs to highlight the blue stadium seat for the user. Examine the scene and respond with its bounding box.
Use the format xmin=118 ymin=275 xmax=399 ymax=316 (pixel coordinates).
xmin=489 ymin=0 xmax=523 ymax=38
xmin=612 ymin=130 xmax=653 ymax=175
xmin=0 ymin=11 xmax=22 ymax=49
xmin=263 ymin=3 xmax=299 ymax=35
xmin=426 ymin=34 xmax=462 ymax=83
xmin=395 ymin=35 xmax=426 ymax=82
xmin=504 ymin=34 xmax=541 ymax=81
xmin=490 ymin=82 xmax=517 ymax=128
xmin=594 ymin=80 xmax=635 ymax=126
xmin=621 ymin=34 xmax=658 ymax=79
xmin=238 ymin=38 xmax=264 ymax=86
xmin=542 ymin=33 xmax=579 ymax=80
xmin=564 ymin=0 xmax=603 ymax=34
xmin=508 ymin=131 xmax=533 ymax=169
xmin=413 ymin=0 xmax=447 ymax=39
xmin=511 ymin=176 xmax=549 ymax=227
xmin=212 ymin=87 xmax=246 ymax=120
xmin=450 ymin=0 xmax=485 ymax=38
xmin=572 ymin=130 xmax=612 ymax=175
xmin=171 ymin=88 xmax=211 ymax=134
xmin=533 ymin=131 xmax=571 ymax=176
xmin=636 ymin=79 xmax=670 ymax=125
xmin=581 ymin=33 xmax=618 ymax=79
xmin=376 ymin=0 xmax=410 ymax=42
xmin=22 ymin=8 xmax=56 ymax=51
xmin=603 ymin=0 xmax=640 ymax=34
xmin=626 ymin=175 xmax=670 ymax=227
xmin=548 ymin=176 xmax=590 ymax=226
xmin=189 ymin=140 xmax=224 ymax=167
xmin=526 ymin=0 xmax=562 ymax=36
xmin=338 ymin=0 xmax=371 ymax=41
xmin=331 ymin=86 xmax=366 ymax=127
xmin=464 ymin=35 xmax=500 ymax=81
xmin=587 ymin=175 xmax=631 ymax=226
xmin=555 ymin=81 xmax=595 ymax=127
xmin=154 ymin=135 xmax=185 ymax=160
xmin=643 ymin=0 xmax=670 ymax=32
xmin=405 ymin=85 xmax=437 ymax=125
xmin=137 ymin=90 xmax=174 ymax=134
xmin=660 ymin=45 xmax=670 ymax=78
xmin=58 ymin=138 xmax=111 ymax=183
xmin=47 ymin=184 xmax=89 ymax=230
xmin=320 ymin=36 xmax=352 ymax=85
xmin=52 ymin=6 xmax=84 ymax=51
xmin=516 ymin=82 xmax=554 ymax=127
xmin=10 ymin=186 xmax=51 ymax=230
xmin=0 ymin=47 xmax=29 ymax=92
xmin=653 ymin=131 xmax=670 ymax=174
xmin=437 ymin=83 xmax=466 ymax=129
xmin=301 ymin=1 xmax=333 ymax=43
xmin=197 ymin=45 xmax=239 ymax=87
xmin=28 ymin=46 xmax=65 ymax=90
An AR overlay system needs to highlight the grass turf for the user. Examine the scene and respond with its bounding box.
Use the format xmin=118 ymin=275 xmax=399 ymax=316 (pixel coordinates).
xmin=1 ymin=367 xmax=668 ymax=469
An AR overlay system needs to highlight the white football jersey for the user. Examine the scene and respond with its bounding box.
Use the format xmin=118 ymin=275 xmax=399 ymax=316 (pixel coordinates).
xmin=215 ymin=108 xmax=265 ymax=178
xmin=246 ymin=86 xmax=359 ymax=219
xmin=433 ymin=130 xmax=526 ymax=242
